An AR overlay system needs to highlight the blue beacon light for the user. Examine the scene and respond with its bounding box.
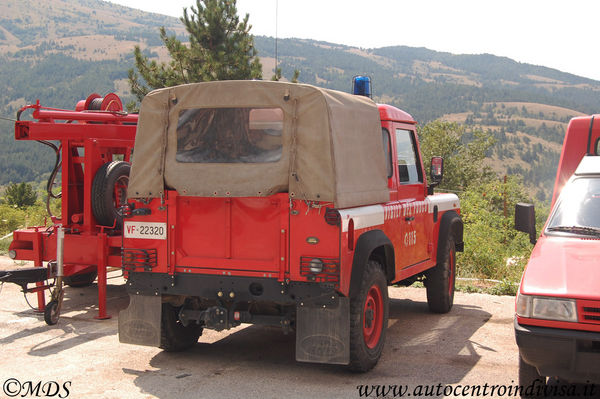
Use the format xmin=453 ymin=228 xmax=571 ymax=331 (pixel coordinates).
xmin=352 ymin=76 xmax=372 ymax=98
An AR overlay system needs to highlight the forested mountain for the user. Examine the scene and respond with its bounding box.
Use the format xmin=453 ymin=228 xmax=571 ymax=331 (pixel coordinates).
xmin=0 ymin=0 xmax=186 ymax=184
xmin=1 ymin=0 xmax=599 ymax=200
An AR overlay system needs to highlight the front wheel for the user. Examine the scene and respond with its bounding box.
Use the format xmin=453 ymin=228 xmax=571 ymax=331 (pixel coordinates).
xmin=425 ymin=236 xmax=456 ymax=313
xmin=160 ymin=303 xmax=203 ymax=352
xmin=348 ymin=260 xmax=389 ymax=372
xmin=44 ymin=300 xmax=60 ymax=325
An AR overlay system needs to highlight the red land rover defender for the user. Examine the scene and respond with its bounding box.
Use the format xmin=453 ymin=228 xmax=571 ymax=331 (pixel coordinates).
xmin=118 ymin=79 xmax=463 ymax=371
xmin=515 ymin=114 xmax=600 ymax=386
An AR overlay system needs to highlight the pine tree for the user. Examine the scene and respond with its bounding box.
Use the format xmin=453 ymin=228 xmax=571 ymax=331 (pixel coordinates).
xmin=271 ymin=67 xmax=300 ymax=83
xmin=128 ymin=0 xmax=262 ymax=107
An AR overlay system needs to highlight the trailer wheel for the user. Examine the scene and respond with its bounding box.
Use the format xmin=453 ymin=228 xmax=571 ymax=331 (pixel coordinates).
xmin=64 ymin=271 xmax=97 ymax=287
xmin=425 ymin=236 xmax=456 ymax=313
xmin=348 ymin=260 xmax=388 ymax=372
xmin=160 ymin=303 xmax=203 ymax=352
xmin=44 ymin=300 xmax=60 ymax=325
xmin=92 ymin=161 xmax=130 ymax=229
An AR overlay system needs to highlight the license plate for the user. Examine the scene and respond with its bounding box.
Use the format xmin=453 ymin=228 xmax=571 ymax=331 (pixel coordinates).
xmin=124 ymin=222 xmax=167 ymax=240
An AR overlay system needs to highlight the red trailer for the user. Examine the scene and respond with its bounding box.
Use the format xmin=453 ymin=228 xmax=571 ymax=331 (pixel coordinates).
xmin=3 ymin=93 xmax=138 ymax=324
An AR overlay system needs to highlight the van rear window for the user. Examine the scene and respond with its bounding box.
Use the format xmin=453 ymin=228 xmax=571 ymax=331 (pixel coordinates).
xmin=176 ymin=107 xmax=283 ymax=163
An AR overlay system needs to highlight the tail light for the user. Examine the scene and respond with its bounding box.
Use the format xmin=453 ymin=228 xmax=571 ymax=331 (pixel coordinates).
xmin=300 ymin=256 xmax=340 ymax=285
xmin=122 ymin=248 xmax=157 ymax=272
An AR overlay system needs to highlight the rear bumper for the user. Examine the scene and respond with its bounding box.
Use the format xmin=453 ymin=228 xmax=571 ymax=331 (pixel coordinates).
xmin=126 ymin=271 xmax=337 ymax=304
xmin=122 ymin=272 xmax=349 ymax=363
xmin=514 ymin=318 xmax=600 ymax=383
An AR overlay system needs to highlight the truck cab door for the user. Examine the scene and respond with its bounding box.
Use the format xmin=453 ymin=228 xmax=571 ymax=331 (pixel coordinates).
xmin=394 ymin=127 xmax=430 ymax=267
xmin=382 ymin=127 xmax=397 ymax=201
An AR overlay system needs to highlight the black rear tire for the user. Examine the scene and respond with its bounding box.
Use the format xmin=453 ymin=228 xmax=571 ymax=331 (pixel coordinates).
xmin=91 ymin=160 xmax=130 ymax=229
xmin=348 ymin=260 xmax=389 ymax=372
xmin=160 ymin=303 xmax=203 ymax=352
xmin=425 ymin=236 xmax=456 ymax=313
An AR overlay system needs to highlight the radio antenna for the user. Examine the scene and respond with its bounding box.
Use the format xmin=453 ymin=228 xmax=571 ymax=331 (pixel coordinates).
xmin=275 ymin=0 xmax=279 ymax=72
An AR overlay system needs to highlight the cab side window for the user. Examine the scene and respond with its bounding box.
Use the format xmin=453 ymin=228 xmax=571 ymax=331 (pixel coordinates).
xmin=395 ymin=129 xmax=423 ymax=183
xmin=382 ymin=128 xmax=393 ymax=178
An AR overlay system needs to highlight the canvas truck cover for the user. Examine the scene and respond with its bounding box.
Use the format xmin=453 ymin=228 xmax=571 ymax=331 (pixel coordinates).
xmin=127 ymin=80 xmax=389 ymax=209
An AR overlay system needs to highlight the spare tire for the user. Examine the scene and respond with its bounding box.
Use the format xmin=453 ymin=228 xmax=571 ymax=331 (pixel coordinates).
xmin=92 ymin=160 xmax=130 ymax=229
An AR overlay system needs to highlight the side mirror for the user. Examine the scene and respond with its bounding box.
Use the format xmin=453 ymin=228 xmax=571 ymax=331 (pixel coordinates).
xmin=515 ymin=203 xmax=537 ymax=245
xmin=428 ymin=157 xmax=444 ymax=195
xmin=430 ymin=156 xmax=444 ymax=184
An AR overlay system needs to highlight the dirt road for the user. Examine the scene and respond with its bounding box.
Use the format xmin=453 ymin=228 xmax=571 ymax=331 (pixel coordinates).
xmin=0 ymin=258 xmax=520 ymax=399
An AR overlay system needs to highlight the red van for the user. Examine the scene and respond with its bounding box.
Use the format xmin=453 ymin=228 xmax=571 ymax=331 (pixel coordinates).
xmin=515 ymin=114 xmax=600 ymax=387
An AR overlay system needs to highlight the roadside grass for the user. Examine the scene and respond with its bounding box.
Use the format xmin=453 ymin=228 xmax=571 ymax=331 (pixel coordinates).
xmin=0 ymin=201 xmax=52 ymax=255
xmin=0 ymin=238 xmax=10 ymax=255
xmin=456 ymin=278 xmax=518 ymax=296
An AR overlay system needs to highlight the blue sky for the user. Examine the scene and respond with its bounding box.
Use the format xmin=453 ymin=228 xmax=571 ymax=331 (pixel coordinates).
xmin=106 ymin=0 xmax=600 ymax=81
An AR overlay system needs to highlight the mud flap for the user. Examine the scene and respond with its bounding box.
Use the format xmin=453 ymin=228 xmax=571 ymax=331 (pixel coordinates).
xmin=118 ymin=294 xmax=161 ymax=347
xmin=295 ymin=296 xmax=350 ymax=365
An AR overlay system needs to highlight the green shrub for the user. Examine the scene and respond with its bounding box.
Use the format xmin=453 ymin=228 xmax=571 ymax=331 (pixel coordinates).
xmin=456 ymin=175 xmax=547 ymax=283
xmin=4 ymin=182 xmax=38 ymax=207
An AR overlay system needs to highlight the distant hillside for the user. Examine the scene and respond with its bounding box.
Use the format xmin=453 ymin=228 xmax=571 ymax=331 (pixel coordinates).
xmin=0 ymin=0 xmax=185 ymax=110
xmin=1 ymin=0 xmax=600 ymax=201
xmin=0 ymin=0 xmax=186 ymax=183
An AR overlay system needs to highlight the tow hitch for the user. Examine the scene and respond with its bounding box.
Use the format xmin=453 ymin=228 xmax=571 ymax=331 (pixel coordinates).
xmin=0 ymin=227 xmax=66 ymax=325
xmin=0 ymin=267 xmax=49 ymax=291
xmin=178 ymin=306 xmax=294 ymax=333
xmin=180 ymin=306 xmax=228 ymax=331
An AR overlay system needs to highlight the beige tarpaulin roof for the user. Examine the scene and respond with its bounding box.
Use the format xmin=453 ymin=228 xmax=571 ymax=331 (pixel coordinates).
xmin=128 ymin=80 xmax=389 ymax=209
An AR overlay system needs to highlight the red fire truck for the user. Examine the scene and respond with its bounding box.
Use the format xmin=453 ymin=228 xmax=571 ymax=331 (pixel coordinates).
xmin=515 ymin=114 xmax=600 ymax=386
xmin=118 ymin=78 xmax=463 ymax=371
